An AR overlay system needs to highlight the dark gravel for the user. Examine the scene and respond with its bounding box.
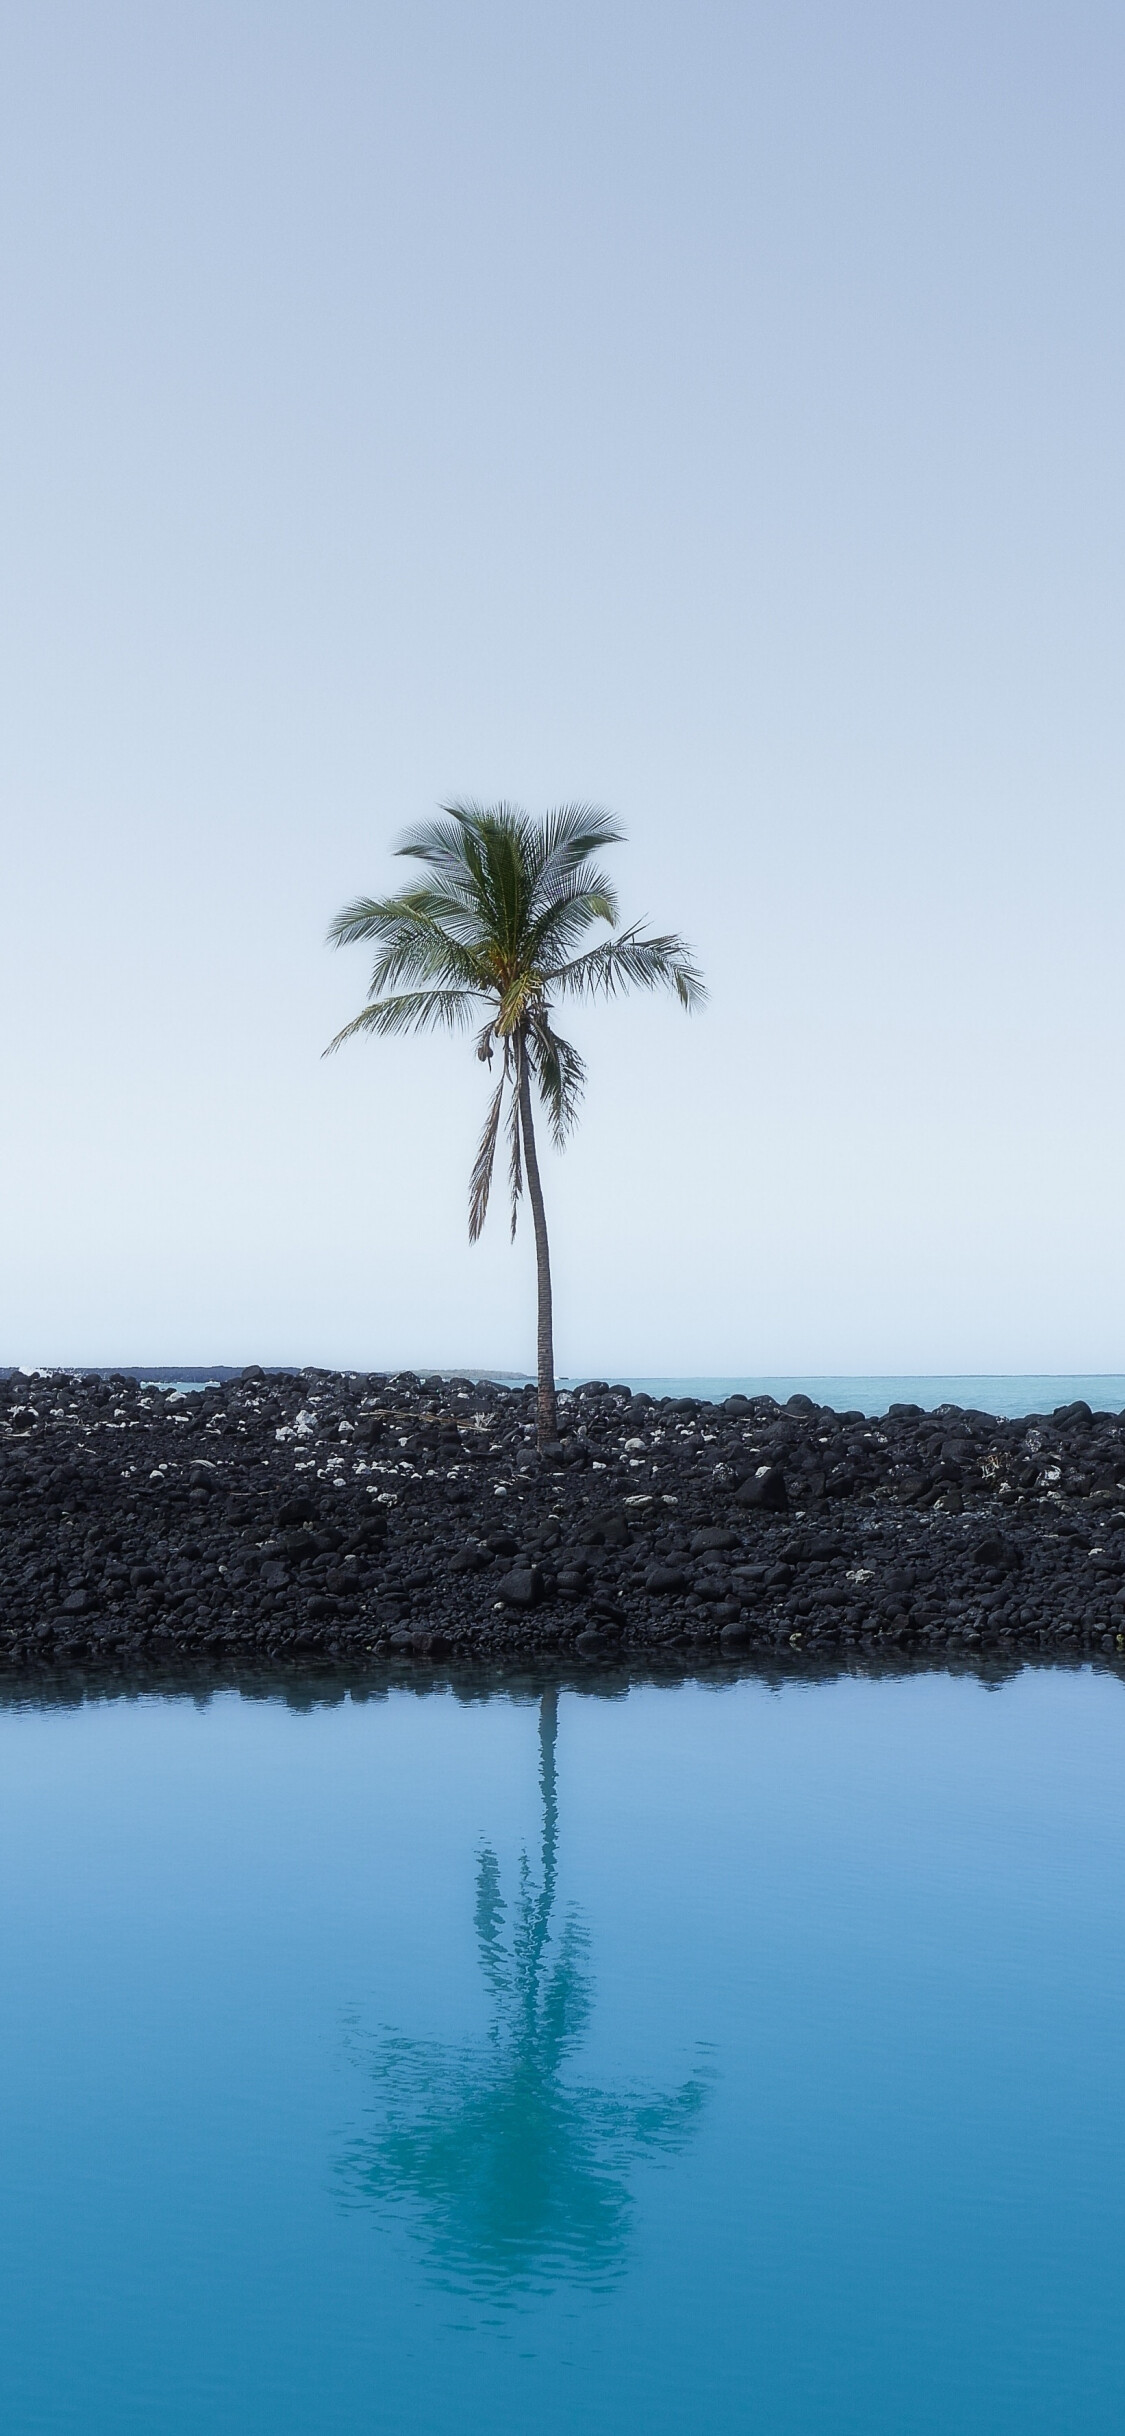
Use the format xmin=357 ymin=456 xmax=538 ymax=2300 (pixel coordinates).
xmin=1 ymin=1368 xmax=1124 ymax=1689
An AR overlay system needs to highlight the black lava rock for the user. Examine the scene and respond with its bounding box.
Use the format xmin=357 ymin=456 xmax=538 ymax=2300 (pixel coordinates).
xmin=0 ymin=1365 xmax=1122 ymax=1679
xmin=736 ymin=1467 xmax=788 ymax=1512
xmin=496 ymin=1568 xmax=544 ymax=1608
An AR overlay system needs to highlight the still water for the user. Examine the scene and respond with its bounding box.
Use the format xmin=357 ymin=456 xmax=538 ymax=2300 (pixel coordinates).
xmin=568 ymin=1375 xmax=1125 ymax=1418
xmin=1 ymin=1669 xmax=1123 ymax=2433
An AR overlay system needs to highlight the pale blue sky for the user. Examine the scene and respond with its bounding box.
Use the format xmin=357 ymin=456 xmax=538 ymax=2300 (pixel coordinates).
xmin=2 ymin=0 xmax=1122 ymax=1373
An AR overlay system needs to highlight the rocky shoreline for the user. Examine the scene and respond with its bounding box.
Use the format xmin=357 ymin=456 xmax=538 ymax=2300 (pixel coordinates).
xmin=2 ymin=1367 xmax=1124 ymax=1685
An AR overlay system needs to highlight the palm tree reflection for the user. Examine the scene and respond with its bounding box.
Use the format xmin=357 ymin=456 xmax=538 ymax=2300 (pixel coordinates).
xmin=339 ymin=1692 xmax=709 ymax=2295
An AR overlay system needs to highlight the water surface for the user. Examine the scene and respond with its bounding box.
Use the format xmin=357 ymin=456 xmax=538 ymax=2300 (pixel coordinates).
xmin=564 ymin=1373 xmax=1125 ymax=1417
xmin=1 ymin=1668 xmax=1123 ymax=2432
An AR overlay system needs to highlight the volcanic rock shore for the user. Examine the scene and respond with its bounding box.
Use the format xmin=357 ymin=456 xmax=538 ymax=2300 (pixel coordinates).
xmin=2 ymin=1368 xmax=1124 ymax=1684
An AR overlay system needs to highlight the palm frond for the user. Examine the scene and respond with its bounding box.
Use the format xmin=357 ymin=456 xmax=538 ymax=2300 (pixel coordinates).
xmin=507 ymin=1061 xmax=524 ymax=1241
xmin=393 ymin=884 xmax=501 ymax=945
xmin=468 ymin=1070 xmax=506 ymax=1241
xmin=328 ymin=896 xmax=492 ymax=995
xmin=329 ymin=891 xmax=466 ymax=950
xmin=323 ymin=990 xmax=480 ymax=1054
xmin=396 ymin=801 xmax=523 ymax=880
xmin=548 ymin=927 xmax=706 ymax=1010
xmin=394 ymin=811 xmax=482 ymax=875
xmin=528 ymin=1013 xmax=586 ymax=1147
xmin=530 ymin=804 xmax=624 ymax=906
xmin=397 ymin=804 xmax=535 ymax=967
xmin=478 ymin=812 xmax=535 ymax=966
xmin=368 ymin=934 xmax=490 ymax=998
xmin=524 ymin=875 xmax=618 ymax=968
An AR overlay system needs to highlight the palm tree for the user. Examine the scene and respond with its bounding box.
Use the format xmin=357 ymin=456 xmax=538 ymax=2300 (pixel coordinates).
xmin=325 ymin=802 xmax=704 ymax=1445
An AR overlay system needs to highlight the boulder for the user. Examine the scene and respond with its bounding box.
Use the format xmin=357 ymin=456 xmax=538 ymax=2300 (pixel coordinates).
xmin=972 ymin=1535 xmax=1022 ymax=1574
xmin=496 ymin=1567 xmax=543 ymax=1608
xmin=450 ymin=1544 xmax=490 ymax=1573
xmin=736 ymin=1467 xmax=788 ymax=1513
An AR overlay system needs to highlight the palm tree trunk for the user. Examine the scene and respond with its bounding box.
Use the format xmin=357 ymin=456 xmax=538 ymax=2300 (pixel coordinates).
xmin=517 ymin=1043 xmax=559 ymax=1445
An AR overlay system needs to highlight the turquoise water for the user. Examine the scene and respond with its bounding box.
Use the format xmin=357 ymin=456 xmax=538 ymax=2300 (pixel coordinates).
xmin=571 ymin=1374 xmax=1125 ymax=1417
xmin=2 ymin=1669 xmax=1124 ymax=2433
xmin=139 ymin=1372 xmax=1125 ymax=1415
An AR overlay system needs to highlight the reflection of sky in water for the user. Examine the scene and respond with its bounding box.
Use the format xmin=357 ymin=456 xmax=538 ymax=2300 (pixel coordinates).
xmin=339 ymin=1693 xmax=709 ymax=2295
